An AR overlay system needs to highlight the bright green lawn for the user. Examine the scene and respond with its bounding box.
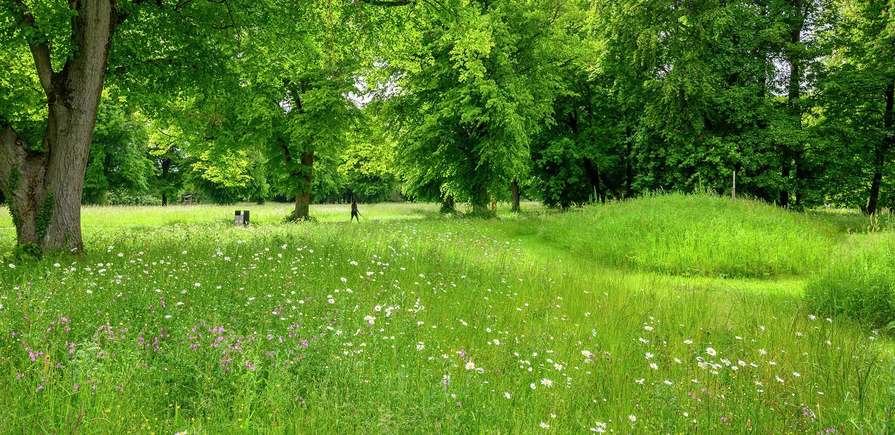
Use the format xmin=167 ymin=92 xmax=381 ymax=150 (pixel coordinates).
xmin=0 ymin=201 xmax=541 ymax=232
xmin=0 ymin=195 xmax=892 ymax=433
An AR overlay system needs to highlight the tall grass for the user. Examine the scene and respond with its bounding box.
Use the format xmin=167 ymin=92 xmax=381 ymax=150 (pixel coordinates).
xmin=806 ymin=233 xmax=895 ymax=331
xmin=0 ymin=197 xmax=891 ymax=432
xmin=534 ymin=194 xmax=841 ymax=278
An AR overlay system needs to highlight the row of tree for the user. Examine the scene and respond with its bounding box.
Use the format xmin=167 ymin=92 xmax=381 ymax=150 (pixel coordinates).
xmin=0 ymin=0 xmax=893 ymax=254
xmin=79 ymin=97 xmax=399 ymax=206
xmin=394 ymin=0 xmax=895 ymax=213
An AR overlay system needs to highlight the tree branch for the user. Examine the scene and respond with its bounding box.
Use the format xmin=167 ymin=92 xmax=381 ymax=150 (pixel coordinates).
xmin=12 ymin=0 xmax=55 ymax=98
xmin=358 ymin=0 xmax=415 ymax=6
xmin=30 ymin=45 xmax=54 ymax=98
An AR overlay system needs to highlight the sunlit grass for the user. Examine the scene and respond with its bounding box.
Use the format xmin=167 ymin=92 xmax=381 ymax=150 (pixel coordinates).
xmin=0 ymin=195 xmax=892 ymax=432
xmin=0 ymin=201 xmax=542 ymax=238
xmin=807 ymin=232 xmax=895 ymax=330
xmin=529 ymin=194 xmax=845 ymax=278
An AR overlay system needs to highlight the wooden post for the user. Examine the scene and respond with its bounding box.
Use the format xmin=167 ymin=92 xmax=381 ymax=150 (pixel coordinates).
xmin=732 ymin=170 xmax=737 ymax=200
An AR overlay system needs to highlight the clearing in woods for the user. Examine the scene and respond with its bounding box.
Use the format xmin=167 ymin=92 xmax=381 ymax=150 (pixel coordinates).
xmin=0 ymin=194 xmax=892 ymax=433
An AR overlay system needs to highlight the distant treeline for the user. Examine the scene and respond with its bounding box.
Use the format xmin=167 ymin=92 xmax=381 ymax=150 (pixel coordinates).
xmin=56 ymin=0 xmax=895 ymax=215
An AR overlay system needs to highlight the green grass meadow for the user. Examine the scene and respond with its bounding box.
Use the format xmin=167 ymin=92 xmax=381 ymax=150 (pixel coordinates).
xmin=0 ymin=195 xmax=893 ymax=433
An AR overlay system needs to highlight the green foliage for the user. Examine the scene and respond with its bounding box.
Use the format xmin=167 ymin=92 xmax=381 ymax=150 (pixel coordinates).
xmin=103 ymin=190 xmax=162 ymax=206
xmin=0 ymin=12 xmax=46 ymax=147
xmin=5 ymin=0 xmax=891 ymax=219
xmin=83 ymin=97 xmax=153 ymax=205
xmin=806 ymin=234 xmax=895 ymax=331
xmin=534 ymin=137 xmax=600 ymax=208
xmin=190 ymin=150 xmax=255 ymax=192
xmin=337 ymin=111 xmax=400 ymax=202
xmin=812 ymin=0 xmax=895 ymax=210
xmin=144 ymin=124 xmax=190 ymax=205
xmin=391 ymin=0 xmax=567 ymax=209
xmin=512 ymin=0 xmax=893 ymax=212
xmin=579 ymin=0 xmax=796 ymax=203
xmin=162 ymin=0 xmax=383 ymax=214
xmin=83 ymin=144 xmax=109 ymax=204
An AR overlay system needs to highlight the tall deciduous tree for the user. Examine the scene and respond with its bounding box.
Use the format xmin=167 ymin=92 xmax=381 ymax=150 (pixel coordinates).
xmin=588 ymin=0 xmax=789 ymax=202
xmin=1 ymin=0 xmax=118 ymax=253
xmin=817 ymin=0 xmax=894 ymax=214
xmin=0 ymin=0 xmax=240 ymax=253
xmin=188 ymin=0 xmax=400 ymax=220
xmin=389 ymin=0 xmax=566 ymax=215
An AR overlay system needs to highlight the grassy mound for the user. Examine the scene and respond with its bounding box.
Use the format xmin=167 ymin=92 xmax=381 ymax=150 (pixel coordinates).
xmin=806 ymin=234 xmax=895 ymax=331
xmin=534 ymin=194 xmax=841 ymax=277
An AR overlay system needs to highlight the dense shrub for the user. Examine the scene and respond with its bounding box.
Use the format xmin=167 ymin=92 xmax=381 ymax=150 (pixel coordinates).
xmin=806 ymin=235 xmax=895 ymax=331
xmin=104 ymin=190 xmax=163 ymax=206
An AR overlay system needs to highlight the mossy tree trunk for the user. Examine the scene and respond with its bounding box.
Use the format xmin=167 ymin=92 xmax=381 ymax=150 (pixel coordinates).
xmin=0 ymin=0 xmax=114 ymax=254
xmin=470 ymin=183 xmax=493 ymax=217
xmin=510 ymin=178 xmax=520 ymax=213
xmin=290 ymin=150 xmax=315 ymax=221
xmin=440 ymin=194 xmax=455 ymax=214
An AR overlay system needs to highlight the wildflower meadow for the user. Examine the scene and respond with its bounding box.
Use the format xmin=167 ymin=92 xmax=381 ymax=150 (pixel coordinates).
xmin=0 ymin=195 xmax=892 ymax=433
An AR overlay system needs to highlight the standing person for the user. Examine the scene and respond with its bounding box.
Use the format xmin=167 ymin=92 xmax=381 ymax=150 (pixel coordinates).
xmin=351 ymin=197 xmax=360 ymax=222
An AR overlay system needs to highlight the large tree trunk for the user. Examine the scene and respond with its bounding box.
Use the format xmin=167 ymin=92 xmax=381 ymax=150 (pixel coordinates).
xmin=290 ymin=150 xmax=315 ymax=221
xmin=440 ymin=194 xmax=455 ymax=214
xmin=866 ymin=81 xmax=895 ymax=215
xmin=470 ymin=183 xmax=492 ymax=217
xmin=583 ymin=157 xmax=605 ymax=203
xmin=510 ymin=179 xmax=521 ymax=213
xmin=278 ymin=140 xmax=315 ymax=222
xmin=0 ymin=129 xmax=48 ymax=249
xmin=0 ymin=0 xmax=115 ymax=254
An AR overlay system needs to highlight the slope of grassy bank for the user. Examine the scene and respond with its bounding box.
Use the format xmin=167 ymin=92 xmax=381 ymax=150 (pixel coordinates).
xmin=0 ymin=196 xmax=892 ymax=432
xmin=530 ymin=194 xmax=844 ymax=278
xmin=807 ymin=233 xmax=895 ymax=330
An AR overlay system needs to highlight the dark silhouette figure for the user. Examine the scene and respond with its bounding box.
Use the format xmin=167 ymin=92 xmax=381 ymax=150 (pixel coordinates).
xmin=351 ymin=198 xmax=360 ymax=222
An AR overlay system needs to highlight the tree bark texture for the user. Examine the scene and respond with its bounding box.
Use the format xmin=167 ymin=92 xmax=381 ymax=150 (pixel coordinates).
xmin=511 ymin=179 xmax=521 ymax=213
xmin=291 ymin=150 xmax=315 ymax=221
xmin=0 ymin=0 xmax=115 ymax=253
